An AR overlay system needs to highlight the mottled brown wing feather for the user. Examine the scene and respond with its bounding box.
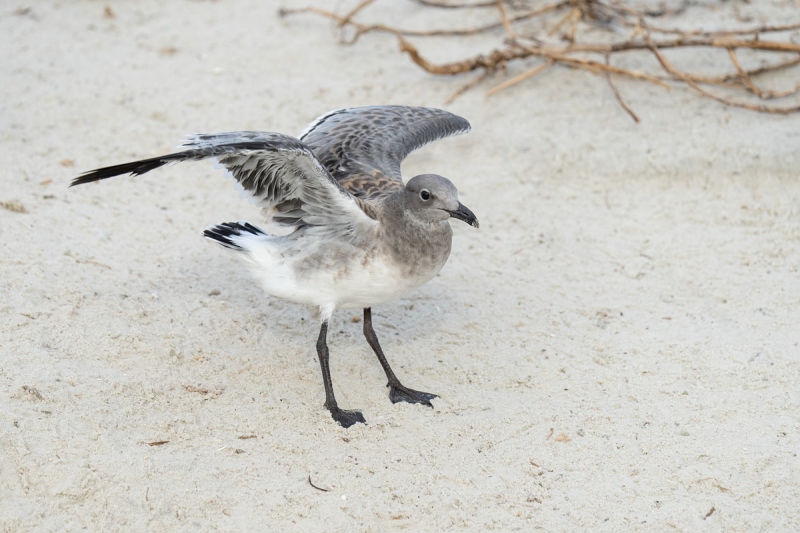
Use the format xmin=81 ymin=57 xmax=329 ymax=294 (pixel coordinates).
xmin=300 ymin=106 xmax=471 ymax=200
xmin=336 ymin=170 xmax=403 ymax=200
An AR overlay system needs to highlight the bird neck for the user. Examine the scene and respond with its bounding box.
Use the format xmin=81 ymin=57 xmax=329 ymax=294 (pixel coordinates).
xmin=379 ymin=193 xmax=453 ymax=276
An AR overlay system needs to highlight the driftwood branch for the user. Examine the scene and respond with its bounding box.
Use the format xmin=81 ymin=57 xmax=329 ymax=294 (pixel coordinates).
xmin=282 ymin=0 xmax=800 ymax=120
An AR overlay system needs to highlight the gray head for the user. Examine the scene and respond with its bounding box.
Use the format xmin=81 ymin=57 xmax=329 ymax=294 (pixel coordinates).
xmin=402 ymin=174 xmax=479 ymax=228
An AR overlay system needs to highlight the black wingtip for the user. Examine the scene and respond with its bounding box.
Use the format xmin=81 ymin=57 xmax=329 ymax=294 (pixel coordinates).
xmin=203 ymin=221 xmax=266 ymax=251
xmin=70 ymin=155 xmax=181 ymax=187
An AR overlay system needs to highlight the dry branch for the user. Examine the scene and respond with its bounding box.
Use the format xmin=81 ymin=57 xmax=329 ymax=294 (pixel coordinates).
xmin=281 ymin=3 xmax=567 ymax=40
xmin=604 ymin=53 xmax=639 ymax=123
xmin=647 ymin=36 xmax=800 ymax=114
xmin=283 ymin=0 xmax=800 ymax=119
xmin=486 ymin=60 xmax=554 ymax=96
xmin=413 ymin=0 xmax=497 ymax=7
xmin=446 ymin=70 xmax=494 ymax=103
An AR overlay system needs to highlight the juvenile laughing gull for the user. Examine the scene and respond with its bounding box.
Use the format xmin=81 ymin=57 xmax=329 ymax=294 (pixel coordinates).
xmin=71 ymin=105 xmax=478 ymax=428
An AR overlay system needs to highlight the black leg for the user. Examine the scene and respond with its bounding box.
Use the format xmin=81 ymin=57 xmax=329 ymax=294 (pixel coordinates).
xmin=363 ymin=308 xmax=437 ymax=407
xmin=316 ymin=321 xmax=365 ymax=428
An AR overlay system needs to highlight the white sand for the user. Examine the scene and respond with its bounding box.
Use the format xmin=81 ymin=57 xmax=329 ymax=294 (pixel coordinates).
xmin=2 ymin=1 xmax=799 ymax=530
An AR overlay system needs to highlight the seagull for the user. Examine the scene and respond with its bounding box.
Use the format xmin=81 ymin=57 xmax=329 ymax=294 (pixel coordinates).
xmin=71 ymin=105 xmax=478 ymax=428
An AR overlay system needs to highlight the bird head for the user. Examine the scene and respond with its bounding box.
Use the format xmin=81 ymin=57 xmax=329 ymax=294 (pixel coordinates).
xmin=403 ymin=174 xmax=479 ymax=228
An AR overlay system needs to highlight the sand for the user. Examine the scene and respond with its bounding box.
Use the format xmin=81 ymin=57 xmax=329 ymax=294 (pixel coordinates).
xmin=2 ymin=1 xmax=799 ymax=530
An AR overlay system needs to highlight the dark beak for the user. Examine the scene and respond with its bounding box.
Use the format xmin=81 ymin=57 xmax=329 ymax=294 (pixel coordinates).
xmin=447 ymin=202 xmax=479 ymax=228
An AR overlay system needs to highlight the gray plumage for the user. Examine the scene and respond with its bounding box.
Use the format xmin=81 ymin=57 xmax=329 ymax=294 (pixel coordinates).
xmin=300 ymin=105 xmax=471 ymax=200
xmin=71 ymin=105 xmax=478 ymax=428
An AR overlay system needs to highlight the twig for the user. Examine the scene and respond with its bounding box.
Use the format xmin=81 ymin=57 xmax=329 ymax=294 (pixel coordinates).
xmin=567 ymin=8 xmax=580 ymax=42
xmin=605 ymin=53 xmax=640 ymax=122
xmin=640 ymin=21 xmax=800 ymax=37
xmin=399 ymin=37 xmax=669 ymax=88
xmin=505 ymin=42 xmax=671 ymax=86
xmin=556 ymin=37 xmax=800 ymax=55
xmin=662 ymin=56 xmax=800 ymax=87
xmin=446 ymin=69 xmax=493 ymax=103
xmin=308 ymin=475 xmax=330 ymax=492
xmin=727 ymin=48 xmax=800 ymax=99
xmin=648 ymin=36 xmax=800 ymax=114
xmin=548 ymin=6 xmax=578 ymax=36
xmin=282 ymin=3 xmax=567 ymax=41
xmin=486 ymin=60 xmax=554 ymax=95
xmin=727 ymin=47 xmax=763 ymax=97
xmin=697 ymin=477 xmax=732 ymax=493
xmin=76 ymin=258 xmax=112 ymax=269
xmin=398 ymin=36 xmax=521 ymax=74
xmin=729 ymin=56 xmax=800 ymax=82
xmin=339 ymin=0 xmax=376 ymax=26
xmin=413 ymin=0 xmax=496 ymax=7
xmin=496 ymin=0 xmax=516 ymax=40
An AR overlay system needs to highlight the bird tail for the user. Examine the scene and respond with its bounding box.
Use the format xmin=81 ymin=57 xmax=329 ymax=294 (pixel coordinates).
xmin=203 ymin=221 xmax=268 ymax=253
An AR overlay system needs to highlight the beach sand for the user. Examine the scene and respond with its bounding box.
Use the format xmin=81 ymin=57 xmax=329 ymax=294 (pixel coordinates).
xmin=2 ymin=1 xmax=799 ymax=530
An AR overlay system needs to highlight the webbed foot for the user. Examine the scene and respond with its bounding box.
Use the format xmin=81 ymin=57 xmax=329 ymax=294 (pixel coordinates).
xmin=388 ymin=383 xmax=437 ymax=407
xmin=328 ymin=406 xmax=366 ymax=428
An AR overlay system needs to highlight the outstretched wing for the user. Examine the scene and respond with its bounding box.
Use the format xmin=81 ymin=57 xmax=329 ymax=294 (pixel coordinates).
xmin=300 ymin=106 xmax=471 ymax=200
xmin=71 ymin=132 xmax=376 ymax=234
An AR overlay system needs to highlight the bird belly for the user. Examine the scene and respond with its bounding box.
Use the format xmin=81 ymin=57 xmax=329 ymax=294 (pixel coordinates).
xmin=328 ymin=255 xmax=435 ymax=310
xmin=242 ymin=237 xmax=443 ymax=314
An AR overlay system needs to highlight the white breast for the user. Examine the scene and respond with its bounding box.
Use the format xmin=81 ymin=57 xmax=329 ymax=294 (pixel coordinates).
xmin=240 ymin=233 xmax=445 ymax=320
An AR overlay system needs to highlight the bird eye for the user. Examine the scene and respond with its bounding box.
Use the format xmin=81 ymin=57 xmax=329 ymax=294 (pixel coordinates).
xmin=419 ymin=189 xmax=431 ymax=201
